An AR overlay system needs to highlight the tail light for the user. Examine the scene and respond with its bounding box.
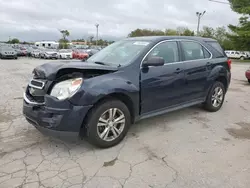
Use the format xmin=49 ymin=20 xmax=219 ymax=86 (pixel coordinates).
xmin=227 ymin=59 xmax=232 ymax=70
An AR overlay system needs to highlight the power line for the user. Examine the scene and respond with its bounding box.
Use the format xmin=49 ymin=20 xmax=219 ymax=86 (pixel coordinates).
xmin=208 ymin=0 xmax=230 ymax=5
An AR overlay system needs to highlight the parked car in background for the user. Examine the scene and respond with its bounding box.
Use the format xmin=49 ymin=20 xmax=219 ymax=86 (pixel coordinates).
xmin=20 ymin=48 xmax=28 ymax=56
xmin=58 ymin=49 xmax=72 ymax=59
xmin=31 ymin=50 xmax=41 ymax=58
xmin=72 ymin=50 xmax=78 ymax=59
xmin=42 ymin=49 xmax=59 ymax=59
xmin=23 ymin=36 xmax=231 ymax=148
xmin=86 ymin=49 xmax=100 ymax=58
xmin=245 ymin=67 xmax=250 ymax=83
xmin=26 ymin=47 xmax=34 ymax=57
xmin=0 ymin=47 xmax=18 ymax=59
xmin=225 ymin=50 xmax=248 ymax=60
xmin=14 ymin=48 xmax=22 ymax=56
xmin=39 ymin=49 xmax=46 ymax=59
xmin=73 ymin=49 xmax=89 ymax=60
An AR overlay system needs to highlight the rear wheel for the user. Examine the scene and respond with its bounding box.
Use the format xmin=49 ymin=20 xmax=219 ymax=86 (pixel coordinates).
xmin=248 ymin=79 xmax=250 ymax=83
xmin=85 ymin=99 xmax=131 ymax=148
xmin=203 ymin=81 xmax=226 ymax=112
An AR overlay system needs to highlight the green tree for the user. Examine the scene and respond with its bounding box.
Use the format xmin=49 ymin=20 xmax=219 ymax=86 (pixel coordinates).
xmin=128 ymin=29 xmax=164 ymax=37
xmin=200 ymin=26 xmax=215 ymax=38
xmin=176 ymin=27 xmax=195 ymax=36
xmin=228 ymin=0 xmax=250 ymax=50
xmin=8 ymin=38 xmax=20 ymax=44
xmin=165 ymin=29 xmax=178 ymax=36
xmin=60 ymin=30 xmax=70 ymax=40
xmin=59 ymin=30 xmax=70 ymax=49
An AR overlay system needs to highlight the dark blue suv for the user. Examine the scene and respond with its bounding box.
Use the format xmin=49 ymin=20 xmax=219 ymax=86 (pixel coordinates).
xmin=23 ymin=36 xmax=231 ymax=148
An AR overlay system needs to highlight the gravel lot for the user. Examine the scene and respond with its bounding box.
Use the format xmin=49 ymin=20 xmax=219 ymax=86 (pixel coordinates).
xmin=0 ymin=58 xmax=249 ymax=188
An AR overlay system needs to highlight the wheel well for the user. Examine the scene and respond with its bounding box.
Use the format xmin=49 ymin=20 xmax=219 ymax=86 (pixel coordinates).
xmin=102 ymin=93 xmax=135 ymax=124
xmin=216 ymin=76 xmax=228 ymax=90
xmin=82 ymin=93 xmax=135 ymax=130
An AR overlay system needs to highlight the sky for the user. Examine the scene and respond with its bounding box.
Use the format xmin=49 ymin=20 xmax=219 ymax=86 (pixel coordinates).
xmin=0 ymin=0 xmax=240 ymax=42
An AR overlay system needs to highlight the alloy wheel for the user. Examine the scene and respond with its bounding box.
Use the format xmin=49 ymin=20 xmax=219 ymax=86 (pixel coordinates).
xmin=97 ymin=108 xmax=125 ymax=142
xmin=211 ymin=87 xmax=224 ymax=108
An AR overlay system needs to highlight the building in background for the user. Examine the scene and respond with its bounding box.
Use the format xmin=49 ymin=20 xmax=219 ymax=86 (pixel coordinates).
xmin=34 ymin=41 xmax=59 ymax=48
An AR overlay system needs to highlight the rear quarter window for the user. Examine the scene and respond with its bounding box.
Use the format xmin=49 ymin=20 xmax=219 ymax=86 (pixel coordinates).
xmin=205 ymin=41 xmax=226 ymax=58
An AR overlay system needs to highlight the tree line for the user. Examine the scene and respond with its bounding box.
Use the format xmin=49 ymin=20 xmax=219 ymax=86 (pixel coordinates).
xmin=128 ymin=0 xmax=250 ymax=51
xmin=127 ymin=26 xmax=234 ymax=50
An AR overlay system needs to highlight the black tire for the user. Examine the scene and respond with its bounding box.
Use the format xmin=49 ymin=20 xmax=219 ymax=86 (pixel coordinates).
xmin=240 ymin=56 xmax=245 ymax=60
xmin=248 ymin=79 xmax=250 ymax=83
xmin=203 ymin=81 xmax=226 ymax=112
xmin=85 ymin=99 xmax=131 ymax=148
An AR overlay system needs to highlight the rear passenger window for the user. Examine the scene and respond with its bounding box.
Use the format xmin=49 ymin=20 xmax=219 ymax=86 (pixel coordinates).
xmin=147 ymin=41 xmax=179 ymax=64
xmin=181 ymin=41 xmax=206 ymax=61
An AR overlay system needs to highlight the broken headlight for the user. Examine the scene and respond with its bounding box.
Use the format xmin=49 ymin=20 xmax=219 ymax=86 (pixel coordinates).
xmin=50 ymin=78 xmax=83 ymax=100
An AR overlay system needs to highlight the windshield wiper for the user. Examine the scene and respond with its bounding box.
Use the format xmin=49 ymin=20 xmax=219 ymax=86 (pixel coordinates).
xmin=94 ymin=61 xmax=107 ymax=65
xmin=94 ymin=61 xmax=121 ymax=67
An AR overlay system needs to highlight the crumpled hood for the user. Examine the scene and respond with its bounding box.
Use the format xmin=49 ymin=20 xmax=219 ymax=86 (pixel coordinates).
xmin=33 ymin=61 xmax=118 ymax=80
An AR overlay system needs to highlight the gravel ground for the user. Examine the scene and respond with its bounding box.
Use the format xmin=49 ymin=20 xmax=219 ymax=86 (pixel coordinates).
xmin=0 ymin=58 xmax=249 ymax=188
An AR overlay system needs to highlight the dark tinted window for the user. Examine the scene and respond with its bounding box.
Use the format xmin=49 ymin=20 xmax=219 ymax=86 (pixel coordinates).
xmin=206 ymin=41 xmax=224 ymax=55
xmin=181 ymin=41 xmax=205 ymax=61
xmin=147 ymin=41 xmax=179 ymax=64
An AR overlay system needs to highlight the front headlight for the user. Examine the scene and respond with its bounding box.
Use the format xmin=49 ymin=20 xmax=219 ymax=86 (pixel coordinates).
xmin=50 ymin=78 xmax=83 ymax=100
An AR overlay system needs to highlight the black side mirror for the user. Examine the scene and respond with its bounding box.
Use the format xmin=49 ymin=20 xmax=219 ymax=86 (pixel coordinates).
xmin=142 ymin=56 xmax=165 ymax=67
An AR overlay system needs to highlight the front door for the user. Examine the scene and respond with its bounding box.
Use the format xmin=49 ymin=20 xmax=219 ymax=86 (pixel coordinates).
xmin=140 ymin=41 xmax=186 ymax=115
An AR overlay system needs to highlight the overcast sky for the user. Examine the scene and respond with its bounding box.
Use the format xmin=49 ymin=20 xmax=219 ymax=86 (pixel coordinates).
xmin=0 ymin=0 xmax=239 ymax=42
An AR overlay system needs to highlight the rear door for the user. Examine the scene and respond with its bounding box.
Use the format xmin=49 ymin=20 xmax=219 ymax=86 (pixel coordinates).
xmin=180 ymin=40 xmax=212 ymax=101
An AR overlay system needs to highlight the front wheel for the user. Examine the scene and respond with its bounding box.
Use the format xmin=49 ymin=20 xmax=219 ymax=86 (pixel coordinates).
xmin=248 ymin=79 xmax=250 ymax=83
xmin=240 ymin=56 xmax=245 ymax=60
xmin=203 ymin=81 xmax=226 ymax=112
xmin=85 ymin=99 xmax=131 ymax=148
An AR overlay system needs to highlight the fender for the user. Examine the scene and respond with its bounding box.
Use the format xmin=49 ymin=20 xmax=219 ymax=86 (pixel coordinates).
xmin=69 ymin=74 xmax=140 ymax=112
xmin=205 ymin=65 xmax=229 ymax=94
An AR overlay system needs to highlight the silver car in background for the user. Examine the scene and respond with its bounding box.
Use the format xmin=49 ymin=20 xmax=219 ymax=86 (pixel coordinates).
xmin=0 ymin=47 xmax=18 ymax=59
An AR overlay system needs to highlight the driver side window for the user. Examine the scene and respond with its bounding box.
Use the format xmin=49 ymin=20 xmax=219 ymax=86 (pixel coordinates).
xmin=147 ymin=41 xmax=179 ymax=64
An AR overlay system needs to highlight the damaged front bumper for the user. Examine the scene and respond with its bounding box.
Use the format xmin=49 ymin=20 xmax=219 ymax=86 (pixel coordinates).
xmin=23 ymin=93 xmax=92 ymax=141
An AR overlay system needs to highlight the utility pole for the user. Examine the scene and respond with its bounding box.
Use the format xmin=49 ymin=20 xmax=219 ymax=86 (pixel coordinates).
xmin=95 ymin=24 xmax=99 ymax=46
xmin=196 ymin=11 xmax=206 ymax=36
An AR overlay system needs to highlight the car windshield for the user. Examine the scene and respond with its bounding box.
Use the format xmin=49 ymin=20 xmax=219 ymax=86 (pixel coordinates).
xmin=87 ymin=40 xmax=151 ymax=66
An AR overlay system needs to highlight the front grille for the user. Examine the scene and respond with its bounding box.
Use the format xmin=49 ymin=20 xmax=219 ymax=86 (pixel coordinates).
xmin=30 ymin=80 xmax=44 ymax=88
xmin=26 ymin=87 xmax=45 ymax=103
xmin=26 ymin=79 xmax=48 ymax=103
